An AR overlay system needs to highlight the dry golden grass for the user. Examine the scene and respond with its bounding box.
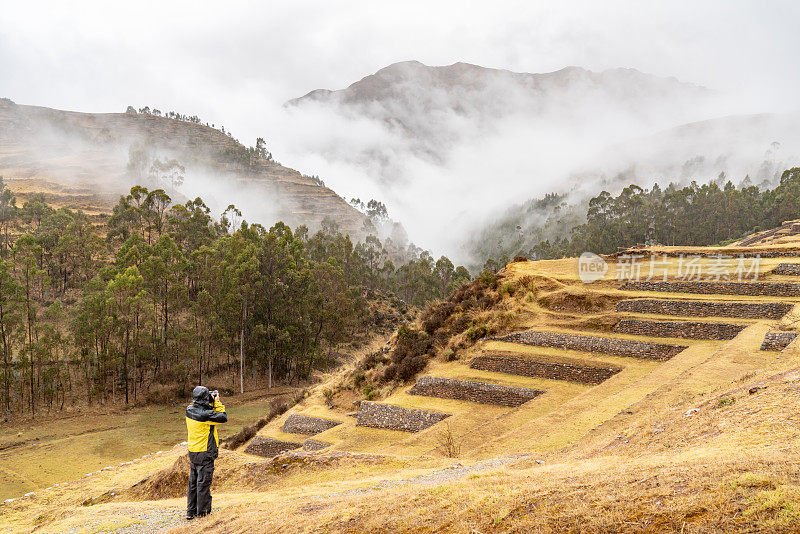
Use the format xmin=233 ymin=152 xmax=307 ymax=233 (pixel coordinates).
xmin=7 ymin=248 xmax=800 ymax=532
xmin=155 ymin=336 xmax=800 ymax=533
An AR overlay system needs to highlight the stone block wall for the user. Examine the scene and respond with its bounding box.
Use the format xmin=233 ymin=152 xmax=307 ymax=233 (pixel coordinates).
xmin=773 ymin=263 xmax=800 ymax=276
xmin=243 ymin=436 xmax=302 ymax=458
xmin=495 ymin=330 xmax=687 ymax=361
xmin=620 ymin=281 xmax=800 ymax=297
xmin=616 ymin=298 xmax=792 ymax=319
xmin=407 ymin=376 xmax=544 ymax=407
xmin=760 ymin=332 xmax=799 ymax=351
xmin=302 ymin=439 xmax=331 ymax=452
xmin=612 ymin=250 xmax=800 ymax=259
xmin=613 ymin=319 xmax=747 ymax=340
xmin=356 ymin=401 xmax=451 ymax=433
xmin=470 ymin=355 xmax=620 ymax=384
xmin=281 ymin=414 xmax=342 ymax=435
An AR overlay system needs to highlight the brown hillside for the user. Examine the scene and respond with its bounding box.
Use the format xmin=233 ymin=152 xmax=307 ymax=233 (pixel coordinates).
xmin=0 ymin=98 xmax=365 ymax=232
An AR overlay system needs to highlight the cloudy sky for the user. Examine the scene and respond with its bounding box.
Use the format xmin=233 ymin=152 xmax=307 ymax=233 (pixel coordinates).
xmin=3 ymin=1 xmax=798 ymax=133
xmin=2 ymin=0 xmax=799 ymax=256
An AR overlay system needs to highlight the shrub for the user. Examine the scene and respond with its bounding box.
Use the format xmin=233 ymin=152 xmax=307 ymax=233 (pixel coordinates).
xmin=392 ymin=328 xmax=433 ymax=365
xmin=382 ymin=363 xmax=398 ymax=381
xmin=717 ymin=397 xmax=735 ymax=407
xmin=420 ymin=300 xmax=455 ymax=334
xmin=465 ymin=322 xmax=490 ymax=342
xmin=500 ymin=281 xmax=516 ymax=297
xmin=357 ymin=349 xmax=388 ymax=371
xmin=450 ymin=314 xmax=471 ymax=335
xmin=478 ymin=270 xmax=498 ymax=288
xmin=437 ymin=422 xmax=461 ymax=458
xmin=353 ymin=371 xmax=366 ymax=388
xmin=397 ymin=355 xmax=428 ymax=381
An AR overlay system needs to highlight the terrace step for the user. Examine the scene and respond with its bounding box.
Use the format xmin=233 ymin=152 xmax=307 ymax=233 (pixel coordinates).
xmin=619 ymin=280 xmax=800 ymax=297
xmin=407 ymin=376 xmax=544 ymax=407
xmin=495 ymin=330 xmax=687 ymax=361
xmin=355 ymin=401 xmax=451 ymax=433
xmin=243 ymin=436 xmax=302 ymax=458
xmin=281 ymin=414 xmax=342 ymax=435
xmin=760 ymin=331 xmax=799 ymax=351
xmin=616 ymin=298 xmax=792 ymax=319
xmin=613 ymin=318 xmax=747 ymax=340
xmin=773 ymin=263 xmax=800 ymax=276
xmin=615 ymin=250 xmax=796 ymax=258
xmin=302 ymin=439 xmax=331 ymax=451
xmin=470 ymin=353 xmax=620 ymax=384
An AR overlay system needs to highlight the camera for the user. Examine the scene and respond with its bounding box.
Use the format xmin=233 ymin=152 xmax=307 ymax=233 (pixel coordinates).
xmin=211 ymin=390 xmax=219 ymax=399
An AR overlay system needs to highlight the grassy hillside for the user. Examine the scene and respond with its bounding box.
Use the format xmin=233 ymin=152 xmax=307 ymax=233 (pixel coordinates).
xmin=0 ymin=388 xmax=299 ymax=501
xmin=4 ymin=240 xmax=800 ymax=532
xmin=0 ymin=98 xmax=365 ymax=234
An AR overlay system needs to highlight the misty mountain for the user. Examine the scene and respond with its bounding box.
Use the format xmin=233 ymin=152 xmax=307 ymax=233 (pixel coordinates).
xmin=0 ymin=98 xmax=365 ymax=233
xmin=287 ymin=60 xmax=713 ymax=169
xmin=283 ymin=61 xmax=798 ymax=262
xmin=465 ymin=112 xmax=800 ymax=263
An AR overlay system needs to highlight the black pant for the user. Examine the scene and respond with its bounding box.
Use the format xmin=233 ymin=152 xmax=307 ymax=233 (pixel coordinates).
xmin=187 ymin=457 xmax=215 ymax=516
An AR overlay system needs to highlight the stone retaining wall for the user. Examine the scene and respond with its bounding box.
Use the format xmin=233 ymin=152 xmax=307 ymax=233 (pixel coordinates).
xmin=616 ymin=298 xmax=792 ymax=319
xmin=243 ymin=436 xmax=302 ymax=458
xmin=760 ymin=332 xmax=799 ymax=351
xmin=495 ymin=331 xmax=687 ymax=361
xmin=281 ymin=414 xmax=342 ymax=435
xmin=612 ymin=251 xmax=800 ymax=259
xmin=773 ymin=263 xmax=800 ymax=276
xmin=620 ymin=280 xmax=800 ymax=297
xmin=407 ymin=376 xmax=544 ymax=407
xmin=302 ymin=439 xmax=331 ymax=452
xmin=470 ymin=355 xmax=620 ymax=384
xmin=356 ymin=401 xmax=450 ymax=433
xmin=613 ymin=319 xmax=747 ymax=340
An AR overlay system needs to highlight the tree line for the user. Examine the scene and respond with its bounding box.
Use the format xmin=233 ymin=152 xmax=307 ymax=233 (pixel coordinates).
xmin=510 ymin=167 xmax=800 ymax=260
xmin=0 ymin=179 xmax=470 ymax=418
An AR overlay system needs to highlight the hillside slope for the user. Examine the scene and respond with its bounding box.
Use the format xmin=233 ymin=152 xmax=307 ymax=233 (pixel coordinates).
xmin=287 ymin=61 xmax=713 ymax=166
xmin=0 ymin=98 xmax=365 ymax=232
xmin=6 ymin=239 xmax=800 ymax=531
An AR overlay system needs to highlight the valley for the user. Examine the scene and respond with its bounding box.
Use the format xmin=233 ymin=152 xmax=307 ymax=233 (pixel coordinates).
xmin=5 ymin=235 xmax=800 ymax=532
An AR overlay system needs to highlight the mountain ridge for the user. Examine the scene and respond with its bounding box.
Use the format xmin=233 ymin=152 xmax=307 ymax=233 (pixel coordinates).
xmin=0 ymin=98 xmax=366 ymax=233
xmin=287 ymin=61 xmax=710 ymax=107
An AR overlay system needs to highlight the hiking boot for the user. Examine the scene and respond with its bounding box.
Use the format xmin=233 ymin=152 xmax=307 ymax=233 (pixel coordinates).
xmin=186 ymin=514 xmax=195 ymax=521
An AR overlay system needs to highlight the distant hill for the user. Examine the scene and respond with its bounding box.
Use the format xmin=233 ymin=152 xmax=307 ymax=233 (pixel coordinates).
xmin=464 ymin=112 xmax=800 ymax=264
xmin=287 ymin=61 xmax=713 ymax=165
xmin=0 ymin=98 xmax=365 ymax=232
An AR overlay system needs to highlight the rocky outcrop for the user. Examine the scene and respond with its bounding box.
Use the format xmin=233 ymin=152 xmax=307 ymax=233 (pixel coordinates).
xmin=356 ymin=402 xmax=450 ymax=433
xmin=616 ymin=298 xmax=792 ymax=319
xmin=407 ymin=376 xmax=544 ymax=407
xmin=495 ymin=331 xmax=687 ymax=361
xmin=470 ymin=354 xmax=620 ymax=384
xmin=281 ymin=414 xmax=342 ymax=436
xmin=613 ymin=319 xmax=747 ymax=340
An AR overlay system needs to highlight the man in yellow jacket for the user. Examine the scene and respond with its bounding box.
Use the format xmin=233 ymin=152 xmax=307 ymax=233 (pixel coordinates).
xmin=185 ymin=385 xmax=227 ymax=520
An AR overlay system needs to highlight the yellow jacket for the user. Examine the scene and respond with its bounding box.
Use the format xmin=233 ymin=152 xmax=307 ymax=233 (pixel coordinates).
xmin=186 ymin=393 xmax=227 ymax=459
